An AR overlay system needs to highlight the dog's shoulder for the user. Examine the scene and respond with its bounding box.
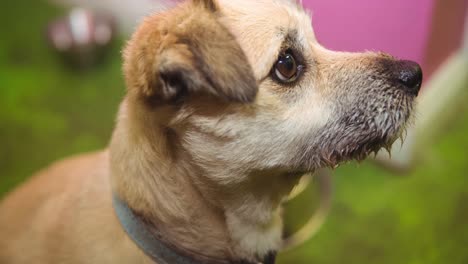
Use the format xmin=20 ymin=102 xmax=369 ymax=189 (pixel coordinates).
xmin=0 ymin=150 xmax=131 ymax=263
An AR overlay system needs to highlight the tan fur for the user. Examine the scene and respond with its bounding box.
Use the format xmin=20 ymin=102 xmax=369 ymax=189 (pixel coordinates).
xmin=0 ymin=0 xmax=419 ymax=263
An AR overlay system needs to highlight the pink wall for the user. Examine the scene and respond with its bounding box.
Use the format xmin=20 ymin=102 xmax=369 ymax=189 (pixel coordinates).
xmin=302 ymin=0 xmax=435 ymax=65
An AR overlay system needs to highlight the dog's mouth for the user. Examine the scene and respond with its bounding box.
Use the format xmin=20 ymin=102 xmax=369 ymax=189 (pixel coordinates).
xmin=352 ymin=109 xmax=410 ymax=156
xmin=321 ymin=103 xmax=413 ymax=167
xmin=294 ymin=94 xmax=415 ymax=171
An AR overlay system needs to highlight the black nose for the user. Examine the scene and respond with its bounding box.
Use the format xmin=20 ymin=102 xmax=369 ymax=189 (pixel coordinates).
xmin=397 ymin=60 xmax=422 ymax=95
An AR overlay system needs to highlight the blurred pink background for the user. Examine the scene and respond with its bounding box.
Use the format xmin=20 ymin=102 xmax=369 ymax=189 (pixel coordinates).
xmin=302 ymin=0 xmax=434 ymax=64
xmin=302 ymin=0 xmax=467 ymax=79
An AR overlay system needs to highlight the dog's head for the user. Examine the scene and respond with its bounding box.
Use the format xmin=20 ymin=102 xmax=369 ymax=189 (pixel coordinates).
xmin=116 ymin=0 xmax=421 ymax=258
xmin=122 ymin=0 xmax=421 ymax=178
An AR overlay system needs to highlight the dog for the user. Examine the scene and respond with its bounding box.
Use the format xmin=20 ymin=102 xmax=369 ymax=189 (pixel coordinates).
xmin=0 ymin=0 xmax=422 ymax=263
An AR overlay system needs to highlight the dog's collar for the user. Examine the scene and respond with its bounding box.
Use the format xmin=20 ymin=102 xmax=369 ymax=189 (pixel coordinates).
xmin=112 ymin=194 xmax=276 ymax=264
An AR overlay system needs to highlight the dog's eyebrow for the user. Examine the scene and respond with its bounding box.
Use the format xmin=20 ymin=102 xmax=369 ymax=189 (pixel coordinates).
xmin=276 ymin=29 xmax=305 ymax=54
xmin=278 ymin=29 xmax=306 ymax=62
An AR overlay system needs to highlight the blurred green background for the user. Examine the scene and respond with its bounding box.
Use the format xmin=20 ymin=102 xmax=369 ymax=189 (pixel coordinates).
xmin=0 ymin=0 xmax=124 ymax=194
xmin=1 ymin=1 xmax=467 ymax=264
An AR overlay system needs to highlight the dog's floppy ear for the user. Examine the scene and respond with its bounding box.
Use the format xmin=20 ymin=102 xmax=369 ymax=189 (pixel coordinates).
xmin=123 ymin=0 xmax=258 ymax=104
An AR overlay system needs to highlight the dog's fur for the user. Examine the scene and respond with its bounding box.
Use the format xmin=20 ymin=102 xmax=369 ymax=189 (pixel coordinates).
xmin=0 ymin=0 xmax=418 ymax=263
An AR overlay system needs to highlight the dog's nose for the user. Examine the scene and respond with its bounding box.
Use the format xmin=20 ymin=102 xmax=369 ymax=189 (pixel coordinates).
xmin=396 ymin=60 xmax=422 ymax=96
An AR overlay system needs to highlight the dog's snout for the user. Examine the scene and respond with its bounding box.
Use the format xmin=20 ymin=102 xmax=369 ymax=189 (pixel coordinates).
xmin=395 ymin=60 xmax=422 ymax=96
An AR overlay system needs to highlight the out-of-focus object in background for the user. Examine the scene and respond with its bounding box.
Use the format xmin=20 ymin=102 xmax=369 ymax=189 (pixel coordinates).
xmin=282 ymin=170 xmax=333 ymax=251
xmin=52 ymin=0 xmax=174 ymax=34
xmin=47 ymin=8 xmax=116 ymax=68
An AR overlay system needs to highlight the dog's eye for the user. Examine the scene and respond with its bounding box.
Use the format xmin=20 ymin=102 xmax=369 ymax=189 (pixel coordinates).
xmin=273 ymin=50 xmax=301 ymax=83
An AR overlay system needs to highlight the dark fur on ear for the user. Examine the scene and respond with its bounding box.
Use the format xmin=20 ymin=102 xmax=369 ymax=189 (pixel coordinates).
xmin=123 ymin=0 xmax=258 ymax=104
xmin=193 ymin=0 xmax=218 ymax=12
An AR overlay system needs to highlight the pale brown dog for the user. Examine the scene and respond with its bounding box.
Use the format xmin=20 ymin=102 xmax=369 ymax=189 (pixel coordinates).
xmin=0 ymin=0 xmax=422 ymax=263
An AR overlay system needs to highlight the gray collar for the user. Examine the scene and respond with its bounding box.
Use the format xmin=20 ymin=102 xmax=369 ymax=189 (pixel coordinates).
xmin=112 ymin=194 xmax=276 ymax=264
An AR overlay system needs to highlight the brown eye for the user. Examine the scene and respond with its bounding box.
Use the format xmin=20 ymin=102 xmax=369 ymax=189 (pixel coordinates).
xmin=274 ymin=50 xmax=301 ymax=83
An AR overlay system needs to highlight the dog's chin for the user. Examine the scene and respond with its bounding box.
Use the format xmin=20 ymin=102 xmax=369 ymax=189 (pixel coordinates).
xmin=334 ymin=128 xmax=403 ymax=164
xmin=294 ymin=106 xmax=413 ymax=172
xmin=321 ymin=112 xmax=411 ymax=168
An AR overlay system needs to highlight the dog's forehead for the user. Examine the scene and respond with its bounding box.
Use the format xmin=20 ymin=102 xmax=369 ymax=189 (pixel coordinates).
xmin=217 ymin=0 xmax=316 ymax=79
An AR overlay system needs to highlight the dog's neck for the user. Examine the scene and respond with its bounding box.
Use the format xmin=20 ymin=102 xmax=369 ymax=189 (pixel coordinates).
xmin=109 ymin=100 xmax=286 ymax=263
